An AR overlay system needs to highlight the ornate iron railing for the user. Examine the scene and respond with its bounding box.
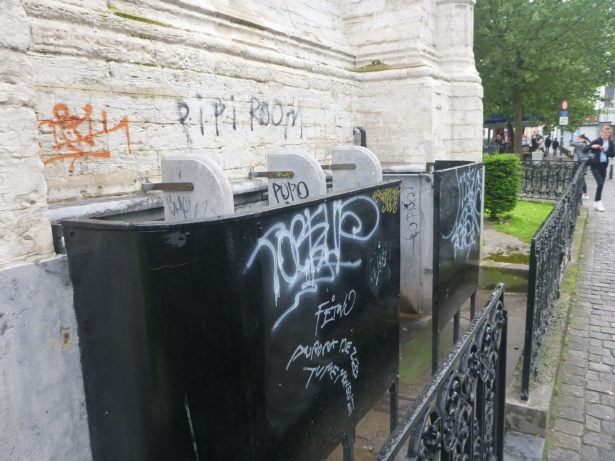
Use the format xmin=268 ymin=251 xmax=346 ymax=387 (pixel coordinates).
xmin=376 ymin=284 xmax=507 ymax=461
xmin=520 ymin=160 xmax=578 ymax=200
xmin=520 ymin=164 xmax=584 ymax=400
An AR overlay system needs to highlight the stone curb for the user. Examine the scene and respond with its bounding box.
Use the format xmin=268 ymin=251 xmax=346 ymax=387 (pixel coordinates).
xmin=504 ymin=207 xmax=588 ymax=437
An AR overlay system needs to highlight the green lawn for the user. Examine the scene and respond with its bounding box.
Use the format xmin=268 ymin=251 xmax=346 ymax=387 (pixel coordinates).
xmin=491 ymin=200 xmax=554 ymax=243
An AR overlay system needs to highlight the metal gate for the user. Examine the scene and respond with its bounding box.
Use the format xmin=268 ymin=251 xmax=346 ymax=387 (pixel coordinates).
xmin=376 ymin=284 xmax=507 ymax=460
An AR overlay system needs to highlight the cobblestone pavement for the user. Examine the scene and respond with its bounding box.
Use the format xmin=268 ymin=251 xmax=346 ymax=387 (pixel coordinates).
xmin=546 ymin=178 xmax=615 ymax=460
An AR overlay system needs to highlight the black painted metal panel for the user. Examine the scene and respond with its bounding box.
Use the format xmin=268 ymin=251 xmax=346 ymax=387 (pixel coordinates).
xmin=63 ymin=183 xmax=401 ymax=461
xmin=433 ymin=159 xmax=473 ymax=171
xmin=433 ymin=163 xmax=483 ymax=330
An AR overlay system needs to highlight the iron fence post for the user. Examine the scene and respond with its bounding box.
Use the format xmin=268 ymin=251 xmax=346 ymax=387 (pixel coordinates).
xmin=342 ymin=430 xmax=355 ymax=461
xmin=389 ymin=379 xmax=399 ymax=433
xmin=521 ymin=239 xmax=537 ymax=400
xmin=453 ymin=307 xmax=460 ymax=344
xmin=497 ymin=307 xmax=508 ymax=460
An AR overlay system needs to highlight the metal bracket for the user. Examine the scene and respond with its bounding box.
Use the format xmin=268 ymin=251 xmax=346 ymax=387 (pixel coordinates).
xmin=142 ymin=182 xmax=194 ymax=192
xmin=321 ymin=163 xmax=357 ymax=171
xmin=248 ymin=169 xmax=295 ymax=179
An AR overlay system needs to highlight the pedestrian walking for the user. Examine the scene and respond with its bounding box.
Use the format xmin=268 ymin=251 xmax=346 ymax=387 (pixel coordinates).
xmin=531 ymin=135 xmax=538 ymax=153
xmin=570 ymin=134 xmax=590 ymax=199
xmin=538 ymin=136 xmax=546 ymax=156
xmin=545 ymin=135 xmax=552 ymax=154
xmin=552 ymin=138 xmax=559 ymax=156
xmin=586 ymin=125 xmax=614 ymax=212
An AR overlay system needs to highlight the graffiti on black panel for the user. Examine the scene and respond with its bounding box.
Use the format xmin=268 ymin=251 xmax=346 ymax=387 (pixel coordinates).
xmin=245 ymin=195 xmax=380 ymax=331
xmin=285 ymin=310 xmax=360 ymax=417
xmin=367 ymin=241 xmax=390 ymax=296
xmin=442 ymin=167 xmax=482 ymax=260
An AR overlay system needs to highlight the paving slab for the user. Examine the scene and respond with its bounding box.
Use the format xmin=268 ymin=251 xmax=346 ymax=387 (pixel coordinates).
xmin=545 ymin=177 xmax=615 ymax=458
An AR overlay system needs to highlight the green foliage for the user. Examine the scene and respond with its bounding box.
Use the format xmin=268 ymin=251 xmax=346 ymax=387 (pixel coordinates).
xmin=484 ymin=154 xmax=521 ymax=219
xmin=492 ymin=200 xmax=554 ymax=242
xmin=475 ymin=0 xmax=615 ymax=132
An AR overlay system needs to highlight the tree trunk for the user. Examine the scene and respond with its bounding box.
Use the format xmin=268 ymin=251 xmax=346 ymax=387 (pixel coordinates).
xmin=506 ymin=120 xmax=515 ymax=153
xmin=512 ymin=84 xmax=523 ymax=155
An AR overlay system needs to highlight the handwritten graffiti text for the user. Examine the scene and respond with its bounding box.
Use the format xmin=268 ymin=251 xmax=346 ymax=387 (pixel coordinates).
xmin=401 ymin=185 xmax=420 ymax=251
xmin=177 ymin=95 xmax=303 ymax=147
xmin=272 ymin=180 xmax=310 ymax=205
xmin=286 ymin=334 xmax=360 ymax=416
xmin=314 ymin=289 xmax=356 ymax=335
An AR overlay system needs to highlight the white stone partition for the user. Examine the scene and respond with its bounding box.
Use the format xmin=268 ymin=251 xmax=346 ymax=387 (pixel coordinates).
xmin=161 ymin=156 xmax=234 ymax=223
xmin=266 ymin=152 xmax=326 ymax=206
xmin=331 ymin=145 xmax=383 ymax=192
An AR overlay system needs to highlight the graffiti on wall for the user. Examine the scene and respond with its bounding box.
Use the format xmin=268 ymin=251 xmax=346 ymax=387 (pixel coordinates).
xmin=37 ymin=103 xmax=132 ymax=172
xmin=177 ymin=95 xmax=304 ymax=147
xmin=401 ymin=184 xmax=420 ymax=251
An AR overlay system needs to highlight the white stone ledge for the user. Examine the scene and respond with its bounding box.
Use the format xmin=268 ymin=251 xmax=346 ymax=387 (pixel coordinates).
xmin=48 ymin=179 xmax=268 ymax=222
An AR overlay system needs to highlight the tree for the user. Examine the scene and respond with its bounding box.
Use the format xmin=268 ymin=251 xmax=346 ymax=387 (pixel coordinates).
xmin=475 ymin=0 xmax=615 ymax=153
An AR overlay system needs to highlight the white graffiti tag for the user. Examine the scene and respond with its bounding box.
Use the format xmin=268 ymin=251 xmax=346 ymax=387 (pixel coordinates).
xmin=442 ymin=167 xmax=482 ymax=259
xmin=245 ymin=196 xmax=380 ymax=331
xmin=286 ymin=336 xmax=360 ymax=416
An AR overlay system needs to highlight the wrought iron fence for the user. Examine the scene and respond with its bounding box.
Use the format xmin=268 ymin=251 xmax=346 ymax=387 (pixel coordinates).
xmin=520 ymin=164 xmax=584 ymax=400
xmin=376 ymin=284 xmax=507 ymax=461
xmin=520 ymin=160 xmax=578 ymax=200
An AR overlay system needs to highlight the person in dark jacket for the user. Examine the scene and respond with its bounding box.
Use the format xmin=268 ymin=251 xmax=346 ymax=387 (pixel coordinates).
xmin=552 ymin=138 xmax=559 ymax=156
xmin=570 ymin=134 xmax=590 ymax=199
xmin=531 ymin=135 xmax=538 ymax=153
xmin=545 ymin=136 xmax=552 ymax=154
xmin=586 ymin=125 xmax=614 ymax=211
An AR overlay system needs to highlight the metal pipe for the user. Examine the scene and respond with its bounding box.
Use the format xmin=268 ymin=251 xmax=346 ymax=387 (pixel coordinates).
xmin=142 ymin=182 xmax=194 ymax=192
xmin=247 ymin=170 xmax=294 ymax=179
xmin=321 ymin=163 xmax=356 ymax=171
xmin=352 ymin=126 xmax=366 ymax=147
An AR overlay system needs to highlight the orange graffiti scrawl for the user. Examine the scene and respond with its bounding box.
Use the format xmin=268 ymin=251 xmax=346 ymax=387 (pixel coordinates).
xmin=37 ymin=103 xmax=132 ymax=171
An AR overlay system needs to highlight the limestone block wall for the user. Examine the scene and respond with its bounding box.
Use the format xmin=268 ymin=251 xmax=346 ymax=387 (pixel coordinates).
xmin=436 ymin=0 xmax=483 ymax=160
xmin=1 ymin=0 xmax=483 ymax=264
xmin=27 ymin=0 xmax=360 ymax=204
xmin=342 ymin=0 xmax=437 ymax=68
xmin=0 ymin=1 xmax=55 ymax=268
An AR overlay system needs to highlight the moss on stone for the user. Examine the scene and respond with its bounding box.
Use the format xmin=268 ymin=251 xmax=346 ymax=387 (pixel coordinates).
xmin=113 ymin=11 xmax=169 ymax=27
xmin=479 ymin=266 xmax=528 ymax=293
xmin=349 ymin=60 xmax=392 ymax=73
xmin=399 ymin=319 xmax=432 ymax=383
xmin=485 ymin=251 xmax=530 ymax=265
xmin=107 ymin=4 xmax=169 ymax=28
